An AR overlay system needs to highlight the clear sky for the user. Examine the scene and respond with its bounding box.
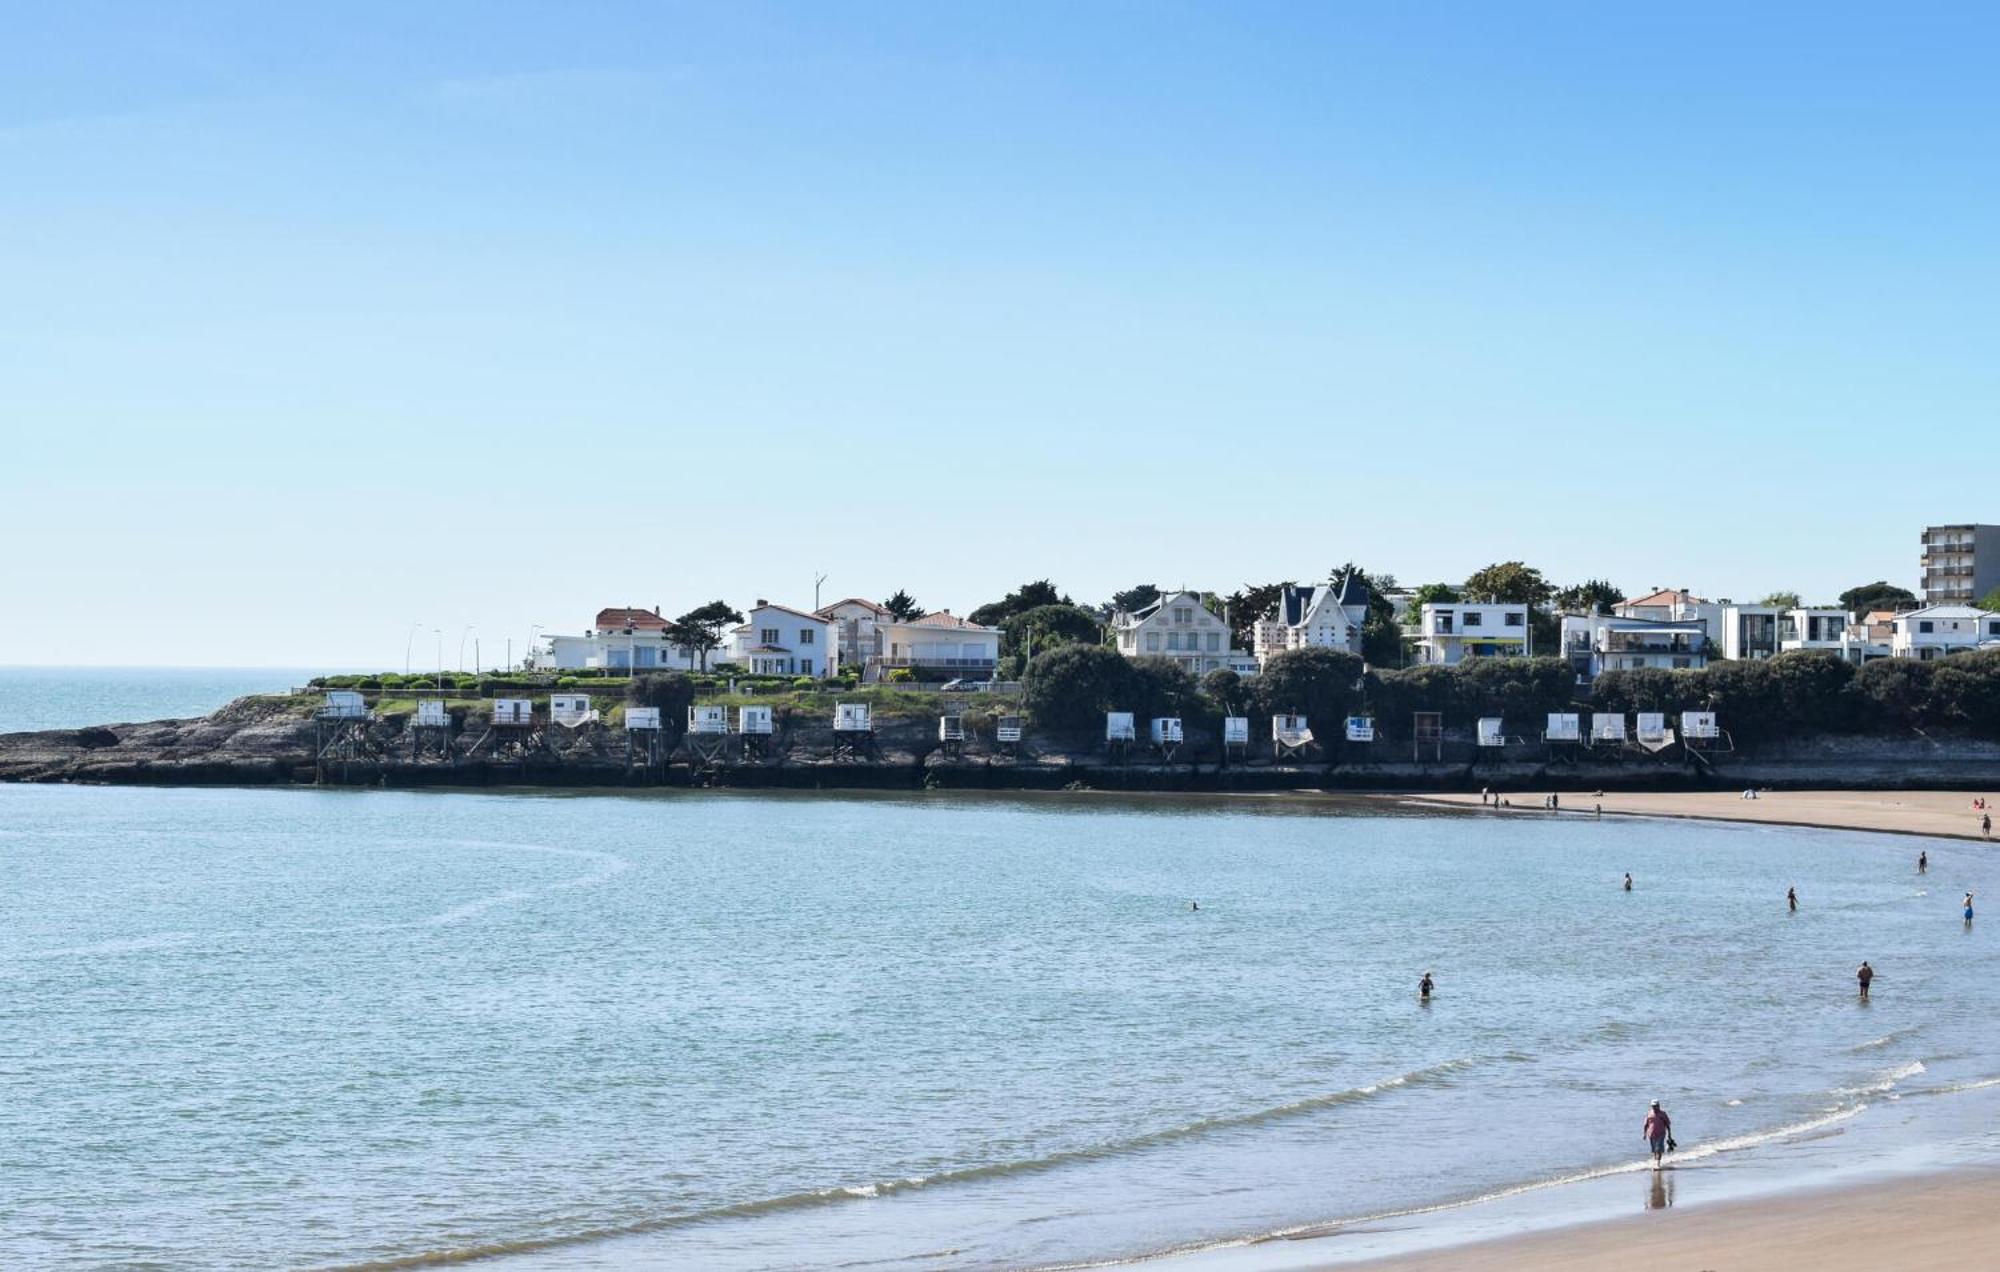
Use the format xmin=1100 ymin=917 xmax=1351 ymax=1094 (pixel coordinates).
xmin=5 ymin=2 xmax=1995 ymax=667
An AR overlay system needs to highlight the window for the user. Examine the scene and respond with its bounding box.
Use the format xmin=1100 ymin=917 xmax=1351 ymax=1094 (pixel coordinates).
xmin=1206 ymin=632 xmax=1220 ymax=651
xmin=799 ymin=658 xmax=812 ymax=675
xmin=760 ymin=627 xmax=779 ymax=644
xmin=1175 ymin=607 xmax=1194 ymax=624
xmin=798 ymin=629 xmax=814 ymax=644
xmin=1463 ymin=611 xmax=1484 ymax=627
xmin=1673 ymin=657 xmax=1691 ymax=669
xmin=1990 ymin=621 xmax=2000 ymax=636
xmin=1167 ymin=632 xmax=1182 ymax=651
xmin=1504 ymin=611 xmax=1524 ymax=627
xmin=1920 ymin=621 xmax=1934 ymax=633
xmin=1146 ymin=632 xmax=1160 ymax=651
xmin=1435 ymin=611 xmax=1454 ymax=633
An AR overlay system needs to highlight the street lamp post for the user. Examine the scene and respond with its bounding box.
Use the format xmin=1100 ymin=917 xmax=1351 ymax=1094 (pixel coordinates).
xmin=405 ymin=621 xmax=422 ymax=676
xmin=458 ymin=625 xmax=475 ymax=673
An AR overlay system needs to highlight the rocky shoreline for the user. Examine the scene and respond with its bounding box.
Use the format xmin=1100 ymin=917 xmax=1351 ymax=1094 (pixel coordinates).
xmin=5 ymin=696 xmax=2000 ymax=794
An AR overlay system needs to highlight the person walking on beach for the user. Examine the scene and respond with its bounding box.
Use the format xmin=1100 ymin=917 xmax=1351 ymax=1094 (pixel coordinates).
xmin=1788 ymin=886 xmax=1798 ymax=913
xmin=1419 ymin=971 xmax=1434 ymax=1002
xmin=1623 ymin=872 xmax=1634 ymax=892
xmin=1983 ymin=813 xmax=1991 ymax=839
xmin=1643 ymin=1100 xmax=1674 ymax=1167
xmin=1919 ymin=850 xmax=1928 ymax=875
xmin=1858 ymin=961 xmax=1874 ymax=999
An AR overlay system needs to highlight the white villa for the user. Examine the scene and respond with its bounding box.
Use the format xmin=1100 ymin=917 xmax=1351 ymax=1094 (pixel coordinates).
xmin=1890 ymin=605 xmax=2000 ymax=660
xmin=816 ymin=597 xmax=891 ymax=677
xmin=726 ymin=600 xmax=833 ymax=678
xmin=1617 ymin=589 xmax=1723 ymax=648
xmin=534 ymin=606 xmax=704 ymax=671
xmin=1252 ymin=578 xmax=1370 ymax=665
xmin=875 ymin=611 xmax=1001 ymax=680
xmin=1112 ymin=590 xmax=1258 ymax=676
xmin=1415 ymin=602 xmax=1530 ymax=665
xmin=1560 ymin=612 xmax=1707 ymax=681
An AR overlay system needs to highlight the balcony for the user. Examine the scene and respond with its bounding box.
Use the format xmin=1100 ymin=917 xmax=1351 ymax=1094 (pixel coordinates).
xmin=875 ymin=657 xmax=998 ymax=669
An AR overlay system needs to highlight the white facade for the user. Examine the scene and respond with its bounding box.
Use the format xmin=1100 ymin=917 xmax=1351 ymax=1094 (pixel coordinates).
xmin=1617 ymin=590 xmax=1723 ymax=648
xmin=876 ymin=612 xmax=1001 ymax=680
xmin=816 ymin=598 xmax=891 ymax=677
xmin=1891 ymin=605 xmax=2000 ymax=660
xmin=1415 ymin=603 xmax=1530 ymax=665
xmin=1112 ymin=590 xmax=1259 ymax=675
xmin=534 ymin=607 xmax=705 ymax=672
xmin=1560 ymin=613 xmax=1707 ymax=680
xmin=1252 ymin=579 xmax=1369 ymax=666
xmin=726 ymin=600 xmax=833 ymax=678
xmin=1720 ymin=605 xmax=1783 ymax=661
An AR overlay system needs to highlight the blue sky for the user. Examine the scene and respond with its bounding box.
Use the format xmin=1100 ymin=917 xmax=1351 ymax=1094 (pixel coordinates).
xmin=4 ymin=2 xmax=1994 ymax=666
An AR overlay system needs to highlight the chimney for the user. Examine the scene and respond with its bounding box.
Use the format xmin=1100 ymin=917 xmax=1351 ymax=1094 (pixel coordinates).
xmin=756 ymin=598 xmax=767 ymax=607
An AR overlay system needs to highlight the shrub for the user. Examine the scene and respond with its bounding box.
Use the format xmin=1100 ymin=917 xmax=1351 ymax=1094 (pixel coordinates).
xmin=1254 ymin=648 xmax=1364 ymax=731
xmin=887 ymin=668 xmax=916 ymax=683
xmin=792 ymin=676 xmax=819 ymax=690
xmin=1024 ymin=644 xmax=1135 ymax=733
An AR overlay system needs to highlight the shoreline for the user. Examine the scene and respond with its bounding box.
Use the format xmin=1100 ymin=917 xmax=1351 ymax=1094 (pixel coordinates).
xmin=1377 ymin=788 xmax=1998 ymax=843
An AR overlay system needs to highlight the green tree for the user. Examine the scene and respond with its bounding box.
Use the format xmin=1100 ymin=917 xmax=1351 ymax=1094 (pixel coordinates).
xmin=1022 ymin=644 xmax=1135 ymax=734
xmin=1128 ymin=657 xmax=1207 ymax=726
xmin=1839 ymin=580 xmax=1918 ymax=613
xmin=881 ymin=589 xmax=924 ymax=621
xmin=1554 ymin=579 xmax=1624 ymax=615
xmin=675 ymin=600 xmax=745 ymax=671
xmin=1403 ymin=582 xmax=1462 ymax=624
xmin=1759 ymin=590 xmax=1803 ymax=609
xmin=970 ymin=580 xmax=1069 ymax=628
xmin=1221 ymin=581 xmax=1289 ymax=649
xmin=1455 ymin=657 xmax=1578 ymax=718
xmin=1931 ymin=650 xmax=2000 ymax=734
xmin=1765 ymin=650 xmax=1858 ymax=732
xmin=1254 ymin=647 xmax=1365 ymax=730
xmin=1853 ymin=657 xmax=1939 ymax=728
xmin=1201 ymin=668 xmax=1244 ymax=712
xmin=1460 ymin=561 xmax=1555 ymax=606
xmin=1978 ymin=587 xmax=2000 ymax=614
xmin=1591 ymin=667 xmax=1700 ymax=714
xmin=1000 ymin=603 xmax=1102 ymax=658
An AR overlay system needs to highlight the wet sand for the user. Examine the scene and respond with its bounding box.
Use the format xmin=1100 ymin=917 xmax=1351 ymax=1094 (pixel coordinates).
xmin=1333 ymin=1168 xmax=2000 ymax=1270
xmin=1399 ymin=788 xmax=1998 ymax=841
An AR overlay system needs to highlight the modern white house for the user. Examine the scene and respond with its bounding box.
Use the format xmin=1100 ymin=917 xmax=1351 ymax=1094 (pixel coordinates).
xmin=1720 ymin=605 xmax=1784 ymax=661
xmin=1890 ymin=605 xmax=2000 ymax=660
xmin=816 ymin=597 xmax=892 ymax=677
xmin=1617 ymin=589 xmax=1723 ymax=648
xmin=874 ymin=611 xmax=1002 ymax=681
xmin=1252 ymin=578 xmax=1370 ymax=666
xmin=1560 ymin=613 xmax=1707 ymax=681
xmin=534 ymin=606 xmax=705 ymax=671
xmin=1414 ymin=602 xmax=1530 ymax=665
xmin=726 ymin=600 xmax=833 ymax=678
xmin=1779 ymin=607 xmax=1878 ymax=661
xmin=1112 ymin=590 xmax=1258 ymax=676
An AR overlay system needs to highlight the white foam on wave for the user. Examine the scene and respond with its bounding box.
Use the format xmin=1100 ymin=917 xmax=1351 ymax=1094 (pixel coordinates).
xmin=421 ymin=839 xmax=631 ymax=926
xmin=1837 ymin=1060 xmax=1926 ymax=1096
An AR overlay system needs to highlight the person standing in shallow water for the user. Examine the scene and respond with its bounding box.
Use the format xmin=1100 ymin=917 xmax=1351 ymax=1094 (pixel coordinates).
xmin=1920 ymin=850 xmax=1928 ymax=875
xmin=1964 ymin=892 xmax=1975 ymax=922
xmin=1623 ymin=872 xmax=1633 ymax=892
xmin=1788 ymin=887 xmax=1798 ymax=913
xmin=1419 ymin=971 xmax=1434 ymax=1002
xmin=1643 ymin=1100 xmax=1673 ymax=1167
xmin=1858 ymin=961 xmax=1874 ymax=999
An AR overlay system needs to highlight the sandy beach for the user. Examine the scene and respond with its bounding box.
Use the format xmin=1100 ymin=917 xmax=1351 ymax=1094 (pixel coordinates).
xmin=1398 ymin=788 xmax=1999 ymax=842
xmin=1334 ymin=1169 xmax=2000 ymax=1270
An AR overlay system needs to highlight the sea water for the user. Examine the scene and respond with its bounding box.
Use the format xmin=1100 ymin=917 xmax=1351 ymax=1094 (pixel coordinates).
xmin=0 ymin=667 xmax=316 ymax=735
xmin=4 ymin=780 xmax=1997 ymax=1270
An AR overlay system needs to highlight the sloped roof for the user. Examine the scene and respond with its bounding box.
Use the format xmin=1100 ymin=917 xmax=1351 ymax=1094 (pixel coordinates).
xmin=900 ymin=611 xmax=999 ymax=631
xmin=1899 ymin=605 xmax=1990 ymax=620
xmin=1279 ymin=585 xmax=1316 ymax=626
xmin=1620 ymin=589 xmax=1709 ymax=608
xmin=816 ymin=597 xmax=891 ymax=618
xmin=748 ymin=601 xmax=828 ymax=624
xmin=595 ymin=607 xmax=667 ymax=630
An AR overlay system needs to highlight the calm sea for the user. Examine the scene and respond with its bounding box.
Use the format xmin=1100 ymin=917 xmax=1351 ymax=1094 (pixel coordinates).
xmin=4 ymin=779 xmax=1999 ymax=1270
xmin=4 ymin=672 xmax=1999 ymax=1269
xmin=0 ymin=666 xmax=317 ymax=734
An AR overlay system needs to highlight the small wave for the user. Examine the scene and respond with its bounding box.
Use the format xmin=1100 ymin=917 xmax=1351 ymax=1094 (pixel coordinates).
xmin=9 ymin=931 xmax=205 ymax=960
xmin=1836 ymin=1060 xmax=1926 ymax=1096
xmin=323 ymin=1059 xmax=1477 ymax=1270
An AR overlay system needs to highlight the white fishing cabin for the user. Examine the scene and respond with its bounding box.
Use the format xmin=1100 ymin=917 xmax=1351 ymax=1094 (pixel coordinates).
xmin=491 ymin=698 xmax=534 ymax=727
xmin=737 ymin=705 xmax=775 ymax=735
xmin=1681 ymin=711 xmax=1719 ymax=740
xmin=1222 ymin=717 xmax=1249 ymax=746
xmin=1544 ymin=712 xmax=1580 ymax=743
xmin=688 ymin=704 xmax=728 ymax=734
xmin=1106 ymin=712 xmax=1136 ymax=742
xmin=1150 ymin=717 xmax=1184 ymax=745
xmin=1343 ymin=716 xmax=1374 ymax=742
xmin=1476 ymin=717 xmax=1506 ymax=747
xmin=1635 ymin=712 xmax=1670 ymax=745
xmin=414 ymin=699 xmax=449 ymax=728
xmin=1590 ymin=712 xmax=1627 ymax=744
xmin=319 ymin=690 xmax=368 ymax=721
xmin=834 ymin=703 xmax=873 ymax=733
xmin=625 ymin=707 xmax=662 ymax=731
xmin=938 ymin=714 xmax=965 ymax=743
xmin=996 ymin=715 xmax=1024 ymax=745
xmin=550 ymin=694 xmax=596 ymax=728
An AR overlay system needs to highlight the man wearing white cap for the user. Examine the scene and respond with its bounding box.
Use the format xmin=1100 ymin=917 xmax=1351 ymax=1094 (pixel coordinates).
xmin=1643 ymin=1100 xmax=1674 ymax=1167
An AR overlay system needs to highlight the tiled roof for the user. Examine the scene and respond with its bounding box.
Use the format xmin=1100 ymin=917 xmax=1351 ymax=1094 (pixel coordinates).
xmin=1620 ymin=589 xmax=1708 ymax=608
xmin=816 ymin=597 xmax=892 ymax=618
xmin=751 ymin=601 xmax=827 ymax=624
xmin=595 ymin=607 xmax=667 ymax=630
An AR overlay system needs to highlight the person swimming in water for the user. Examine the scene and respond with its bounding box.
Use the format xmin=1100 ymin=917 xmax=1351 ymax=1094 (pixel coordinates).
xmin=1419 ymin=971 xmax=1434 ymax=1001
xmin=1623 ymin=872 xmax=1633 ymax=892
xmin=1858 ymin=960 xmax=1874 ymax=999
xmin=1643 ymin=1100 xmax=1674 ymax=1167
xmin=1788 ymin=886 xmax=1798 ymax=913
